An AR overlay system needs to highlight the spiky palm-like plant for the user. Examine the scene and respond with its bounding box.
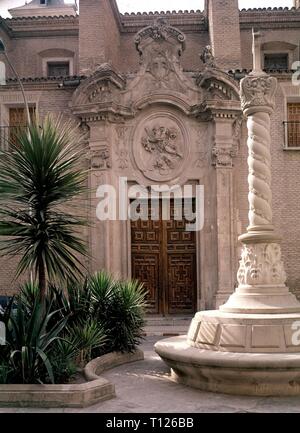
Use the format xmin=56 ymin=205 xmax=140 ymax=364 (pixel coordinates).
xmin=0 ymin=116 xmax=88 ymax=300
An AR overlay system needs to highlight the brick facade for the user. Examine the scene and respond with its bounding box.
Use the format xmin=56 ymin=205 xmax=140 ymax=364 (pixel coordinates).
xmin=0 ymin=0 xmax=300 ymax=311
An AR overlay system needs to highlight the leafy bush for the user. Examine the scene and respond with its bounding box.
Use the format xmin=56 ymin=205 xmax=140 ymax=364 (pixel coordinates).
xmin=0 ymin=271 xmax=147 ymax=384
xmin=48 ymin=271 xmax=148 ymax=355
xmin=62 ymin=272 xmax=148 ymax=355
xmin=94 ymin=279 xmax=147 ymax=354
xmin=0 ymin=300 xmax=68 ymax=384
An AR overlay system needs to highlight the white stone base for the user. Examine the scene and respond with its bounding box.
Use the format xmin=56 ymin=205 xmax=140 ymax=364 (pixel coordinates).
xmin=155 ymin=336 xmax=300 ymax=396
xmin=188 ymin=310 xmax=300 ymax=353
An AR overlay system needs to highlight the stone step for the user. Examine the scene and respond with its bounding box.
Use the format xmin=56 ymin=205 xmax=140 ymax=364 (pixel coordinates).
xmin=143 ymin=316 xmax=192 ymax=336
xmin=143 ymin=325 xmax=189 ymax=337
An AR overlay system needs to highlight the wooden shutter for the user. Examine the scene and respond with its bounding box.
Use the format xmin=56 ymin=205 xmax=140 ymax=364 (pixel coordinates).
xmin=9 ymin=107 xmax=35 ymax=147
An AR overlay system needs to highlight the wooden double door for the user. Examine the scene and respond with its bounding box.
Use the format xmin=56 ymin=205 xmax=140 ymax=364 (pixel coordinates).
xmin=131 ymin=200 xmax=197 ymax=315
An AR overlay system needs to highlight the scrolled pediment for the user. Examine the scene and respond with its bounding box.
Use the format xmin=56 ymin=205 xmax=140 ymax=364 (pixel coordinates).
xmin=71 ymin=63 xmax=126 ymax=108
xmin=196 ymin=68 xmax=240 ymax=101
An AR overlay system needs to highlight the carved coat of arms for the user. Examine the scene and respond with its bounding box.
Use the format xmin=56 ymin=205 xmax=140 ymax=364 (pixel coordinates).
xmin=142 ymin=126 xmax=183 ymax=173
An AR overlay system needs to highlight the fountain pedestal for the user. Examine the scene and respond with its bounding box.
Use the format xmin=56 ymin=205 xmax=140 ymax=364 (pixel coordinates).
xmin=155 ymin=32 xmax=300 ymax=396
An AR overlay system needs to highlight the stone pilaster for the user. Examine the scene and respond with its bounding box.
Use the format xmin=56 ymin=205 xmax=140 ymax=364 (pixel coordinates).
xmin=211 ymin=116 xmax=236 ymax=308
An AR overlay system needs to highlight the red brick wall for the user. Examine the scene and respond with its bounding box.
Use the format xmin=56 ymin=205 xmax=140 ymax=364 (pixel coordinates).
xmin=206 ymin=0 xmax=241 ymax=69
xmin=79 ymin=0 xmax=120 ymax=72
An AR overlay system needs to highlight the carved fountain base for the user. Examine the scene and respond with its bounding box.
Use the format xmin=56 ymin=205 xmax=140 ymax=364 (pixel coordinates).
xmin=155 ymin=241 xmax=300 ymax=396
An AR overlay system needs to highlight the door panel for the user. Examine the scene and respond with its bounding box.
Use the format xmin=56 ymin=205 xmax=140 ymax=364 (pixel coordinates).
xmin=131 ymin=215 xmax=161 ymax=314
xmin=165 ymin=201 xmax=197 ymax=314
xmin=131 ymin=200 xmax=197 ymax=315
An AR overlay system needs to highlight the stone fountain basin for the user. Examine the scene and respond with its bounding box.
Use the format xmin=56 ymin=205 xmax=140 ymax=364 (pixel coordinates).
xmin=155 ymin=336 xmax=300 ymax=396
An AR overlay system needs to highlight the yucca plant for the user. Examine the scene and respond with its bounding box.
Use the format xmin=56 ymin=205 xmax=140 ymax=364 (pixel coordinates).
xmin=67 ymin=319 xmax=106 ymax=365
xmin=4 ymin=300 xmax=68 ymax=384
xmin=104 ymin=280 xmax=148 ymax=353
xmin=87 ymin=274 xmax=148 ymax=355
xmin=0 ymin=116 xmax=88 ymax=301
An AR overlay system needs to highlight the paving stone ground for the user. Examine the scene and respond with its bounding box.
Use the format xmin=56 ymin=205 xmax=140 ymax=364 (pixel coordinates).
xmin=1 ymin=337 xmax=300 ymax=413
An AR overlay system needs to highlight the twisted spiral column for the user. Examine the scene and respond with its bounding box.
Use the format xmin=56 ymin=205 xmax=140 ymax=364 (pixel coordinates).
xmin=239 ymin=73 xmax=277 ymax=242
xmin=247 ymin=111 xmax=272 ymax=227
xmin=219 ymin=70 xmax=300 ymax=312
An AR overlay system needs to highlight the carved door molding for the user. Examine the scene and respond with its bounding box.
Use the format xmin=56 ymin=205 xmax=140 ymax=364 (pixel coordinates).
xmin=131 ymin=200 xmax=197 ymax=315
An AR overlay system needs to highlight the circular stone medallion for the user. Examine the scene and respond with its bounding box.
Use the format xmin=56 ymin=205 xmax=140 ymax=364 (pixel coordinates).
xmin=132 ymin=112 xmax=188 ymax=182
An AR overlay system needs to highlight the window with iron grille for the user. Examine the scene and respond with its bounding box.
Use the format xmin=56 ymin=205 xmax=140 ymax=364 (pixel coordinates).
xmin=284 ymin=103 xmax=300 ymax=148
xmin=47 ymin=62 xmax=70 ymax=77
xmin=264 ymin=53 xmax=288 ymax=71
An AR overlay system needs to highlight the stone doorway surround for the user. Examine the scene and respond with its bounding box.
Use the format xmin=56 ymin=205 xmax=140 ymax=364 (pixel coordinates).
xmin=70 ymin=18 xmax=242 ymax=312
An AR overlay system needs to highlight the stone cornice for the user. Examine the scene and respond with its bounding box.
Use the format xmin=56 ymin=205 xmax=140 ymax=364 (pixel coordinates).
xmin=192 ymin=100 xmax=242 ymax=121
xmin=2 ymin=15 xmax=79 ymax=37
xmin=72 ymin=101 xmax=134 ymax=123
xmin=120 ymin=11 xmax=207 ymax=34
xmin=240 ymin=7 xmax=300 ymax=29
xmin=228 ymin=69 xmax=295 ymax=83
xmin=0 ymin=76 xmax=82 ymax=91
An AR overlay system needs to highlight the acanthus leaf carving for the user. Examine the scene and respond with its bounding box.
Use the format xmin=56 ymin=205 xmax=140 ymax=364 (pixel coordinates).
xmin=237 ymin=243 xmax=287 ymax=286
xmin=240 ymin=74 xmax=277 ymax=113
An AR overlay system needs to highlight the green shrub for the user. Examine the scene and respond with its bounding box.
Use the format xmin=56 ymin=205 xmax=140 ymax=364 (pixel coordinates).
xmin=0 ymin=300 xmax=68 ymax=384
xmin=0 ymin=271 xmax=147 ymax=384
xmin=87 ymin=273 xmax=147 ymax=355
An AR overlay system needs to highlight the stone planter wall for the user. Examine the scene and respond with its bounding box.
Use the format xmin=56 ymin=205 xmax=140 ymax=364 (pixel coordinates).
xmin=0 ymin=350 xmax=144 ymax=408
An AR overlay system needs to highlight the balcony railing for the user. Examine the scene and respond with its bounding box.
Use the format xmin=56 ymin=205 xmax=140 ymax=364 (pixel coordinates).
xmin=0 ymin=126 xmax=28 ymax=151
xmin=283 ymin=121 xmax=300 ymax=149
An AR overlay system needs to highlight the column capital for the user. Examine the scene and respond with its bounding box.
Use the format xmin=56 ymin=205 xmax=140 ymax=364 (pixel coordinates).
xmin=240 ymin=73 xmax=277 ymax=116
